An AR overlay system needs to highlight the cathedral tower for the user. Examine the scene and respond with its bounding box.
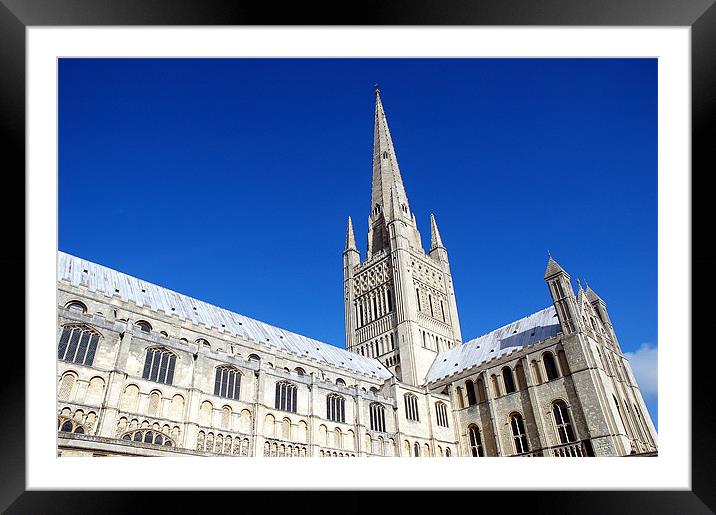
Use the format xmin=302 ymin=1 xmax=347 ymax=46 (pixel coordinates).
xmin=344 ymin=89 xmax=463 ymax=386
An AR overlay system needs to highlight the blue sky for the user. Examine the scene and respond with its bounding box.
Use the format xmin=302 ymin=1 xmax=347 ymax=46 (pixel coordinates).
xmin=59 ymin=58 xmax=657 ymax=427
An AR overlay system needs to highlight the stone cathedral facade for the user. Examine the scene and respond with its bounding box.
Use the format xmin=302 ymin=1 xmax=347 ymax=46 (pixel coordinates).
xmin=56 ymin=91 xmax=657 ymax=458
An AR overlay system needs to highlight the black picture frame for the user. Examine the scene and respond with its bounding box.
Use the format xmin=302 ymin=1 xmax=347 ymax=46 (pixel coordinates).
xmin=1 ymin=1 xmax=711 ymax=513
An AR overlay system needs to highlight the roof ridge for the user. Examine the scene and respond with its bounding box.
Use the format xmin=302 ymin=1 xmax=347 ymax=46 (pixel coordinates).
xmin=57 ymin=251 xmax=389 ymax=376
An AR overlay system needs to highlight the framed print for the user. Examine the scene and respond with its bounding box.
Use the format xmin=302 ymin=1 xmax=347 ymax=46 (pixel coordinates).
xmin=1 ymin=0 xmax=712 ymax=513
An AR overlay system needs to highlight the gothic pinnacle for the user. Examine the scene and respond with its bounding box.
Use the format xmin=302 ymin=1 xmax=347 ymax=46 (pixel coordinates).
xmin=430 ymin=213 xmax=445 ymax=250
xmin=345 ymin=216 xmax=357 ymax=252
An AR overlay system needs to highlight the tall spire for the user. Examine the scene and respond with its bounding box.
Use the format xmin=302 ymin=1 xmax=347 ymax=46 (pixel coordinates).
xmin=345 ymin=216 xmax=357 ymax=252
xmin=371 ymin=89 xmax=410 ymax=221
xmin=430 ymin=213 xmax=445 ymax=250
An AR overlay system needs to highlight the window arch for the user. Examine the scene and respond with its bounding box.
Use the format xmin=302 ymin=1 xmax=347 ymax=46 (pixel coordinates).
xmin=369 ymin=403 xmax=386 ymax=432
xmin=502 ymin=366 xmax=516 ymax=394
xmin=435 ymin=401 xmax=449 ymax=427
xmin=335 ymin=378 xmax=346 ymax=386
xmin=294 ymin=367 xmax=306 ymax=376
xmin=65 ymin=300 xmax=87 ymax=313
xmin=531 ymin=359 xmax=543 ymax=384
xmin=57 ymin=324 xmax=100 ymax=367
xmin=543 ymin=352 xmax=559 ymax=380
xmin=491 ymin=374 xmax=501 ymax=398
xmin=275 ymin=381 xmax=297 ymax=413
xmin=514 ymin=363 xmax=528 ymax=391
xmin=58 ymin=371 xmax=77 ymax=400
xmin=326 ymin=393 xmax=346 ymax=423
xmin=465 ymin=379 xmax=477 ymax=406
xmin=404 ymin=393 xmax=419 ymax=422
xmin=509 ymin=413 xmax=529 ymax=455
xmin=135 ymin=320 xmax=152 ymax=332
xmin=552 ymin=400 xmax=576 ymax=444
xmin=141 ymin=347 xmax=177 ymax=385
xmin=214 ymin=366 xmax=241 ymax=400
xmin=413 ymin=442 xmax=420 ymax=457
xmin=557 ymin=350 xmax=571 ymax=375
xmin=120 ymin=429 xmax=174 ymax=447
xmin=455 ymin=386 xmax=465 ymax=409
xmin=468 ymin=424 xmax=484 ymax=457
xmin=476 ymin=376 xmax=487 ymax=403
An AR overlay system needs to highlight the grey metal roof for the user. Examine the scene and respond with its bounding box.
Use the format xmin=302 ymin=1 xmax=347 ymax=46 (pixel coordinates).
xmin=57 ymin=252 xmax=392 ymax=380
xmin=425 ymin=306 xmax=562 ymax=383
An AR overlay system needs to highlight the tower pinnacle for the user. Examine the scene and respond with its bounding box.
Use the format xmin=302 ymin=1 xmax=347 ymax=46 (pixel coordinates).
xmin=345 ymin=216 xmax=357 ymax=252
xmin=430 ymin=213 xmax=445 ymax=250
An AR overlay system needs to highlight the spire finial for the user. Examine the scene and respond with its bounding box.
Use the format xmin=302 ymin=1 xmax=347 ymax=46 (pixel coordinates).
xmin=576 ymin=278 xmax=583 ymax=291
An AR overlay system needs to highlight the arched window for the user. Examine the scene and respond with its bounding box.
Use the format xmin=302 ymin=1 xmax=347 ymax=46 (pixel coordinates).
xmin=465 ymin=380 xmax=477 ymax=406
xmin=57 ymin=324 xmax=100 ymax=367
xmin=58 ymin=372 xmax=77 ymax=400
xmin=404 ymin=393 xmax=419 ymax=422
xmin=369 ymin=403 xmax=386 ymax=432
xmin=557 ymin=350 xmax=571 ymax=375
xmin=509 ymin=413 xmax=529 ymax=455
xmin=141 ymin=347 xmax=177 ymax=385
xmin=413 ymin=442 xmax=420 ymax=457
xmin=514 ymin=363 xmax=528 ymax=391
xmin=543 ymin=352 xmax=559 ymax=380
xmin=294 ymin=367 xmax=306 ymax=376
xmin=531 ymin=359 xmax=543 ymax=384
xmin=248 ymin=354 xmax=260 ymax=362
xmin=435 ymin=401 xmax=449 ymax=427
xmin=502 ymin=367 xmax=516 ymax=394
xmin=275 ymin=381 xmax=298 ymax=413
xmin=476 ymin=377 xmax=487 ymax=403
xmin=65 ymin=300 xmax=87 ymax=313
xmin=326 ymin=394 xmax=346 ymax=423
xmin=491 ymin=374 xmax=501 ymax=398
xmin=445 ymin=447 xmax=451 ymax=457
xmin=335 ymin=378 xmax=346 ymax=386
xmin=455 ymin=387 xmax=465 ymax=409
xmin=196 ymin=338 xmax=210 ymax=349
xmin=552 ymin=400 xmax=576 ymax=444
xmin=214 ymin=366 xmax=241 ymax=400
xmin=468 ymin=424 xmax=484 ymax=457
xmin=135 ymin=320 xmax=152 ymax=333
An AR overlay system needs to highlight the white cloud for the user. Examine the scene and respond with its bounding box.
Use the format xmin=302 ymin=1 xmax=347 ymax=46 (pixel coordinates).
xmin=624 ymin=343 xmax=658 ymax=398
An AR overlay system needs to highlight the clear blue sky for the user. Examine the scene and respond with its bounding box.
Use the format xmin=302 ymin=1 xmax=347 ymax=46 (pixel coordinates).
xmin=59 ymin=58 xmax=657 ymax=427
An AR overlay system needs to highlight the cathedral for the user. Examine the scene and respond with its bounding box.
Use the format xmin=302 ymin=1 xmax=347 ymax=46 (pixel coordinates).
xmin=56 ymin=90 xmax=658 ymax=458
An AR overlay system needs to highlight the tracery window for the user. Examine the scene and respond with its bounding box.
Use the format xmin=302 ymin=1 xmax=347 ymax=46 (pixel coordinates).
xmin=369 ymin=402 xmax=386 ymax=432
xmin=552 ymin=400 xmax=576 ymax=444
xmin=326 ymin=393 xmax=346 ymax=423
xmin=468 ymin=424 xmax=484 ymax=457
xmin=214 ymin=366 xmax=241 ymax=400
xmin=543 ymin=352 xmax=559 ymax=380
xmin=275 ymin=381 xmax=298 ymax=413
xmin=57 ymin=324 xmax=100 ymax=367
xmin=435 ymin=401 xmax=449 ymax=427
xmin=509 ymin=413 xmax=529 ymax=455
xmin=404 ymin=393 xmax=419 ymax=422
xmin=141 ymin=347 xmax=177 ymax=385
